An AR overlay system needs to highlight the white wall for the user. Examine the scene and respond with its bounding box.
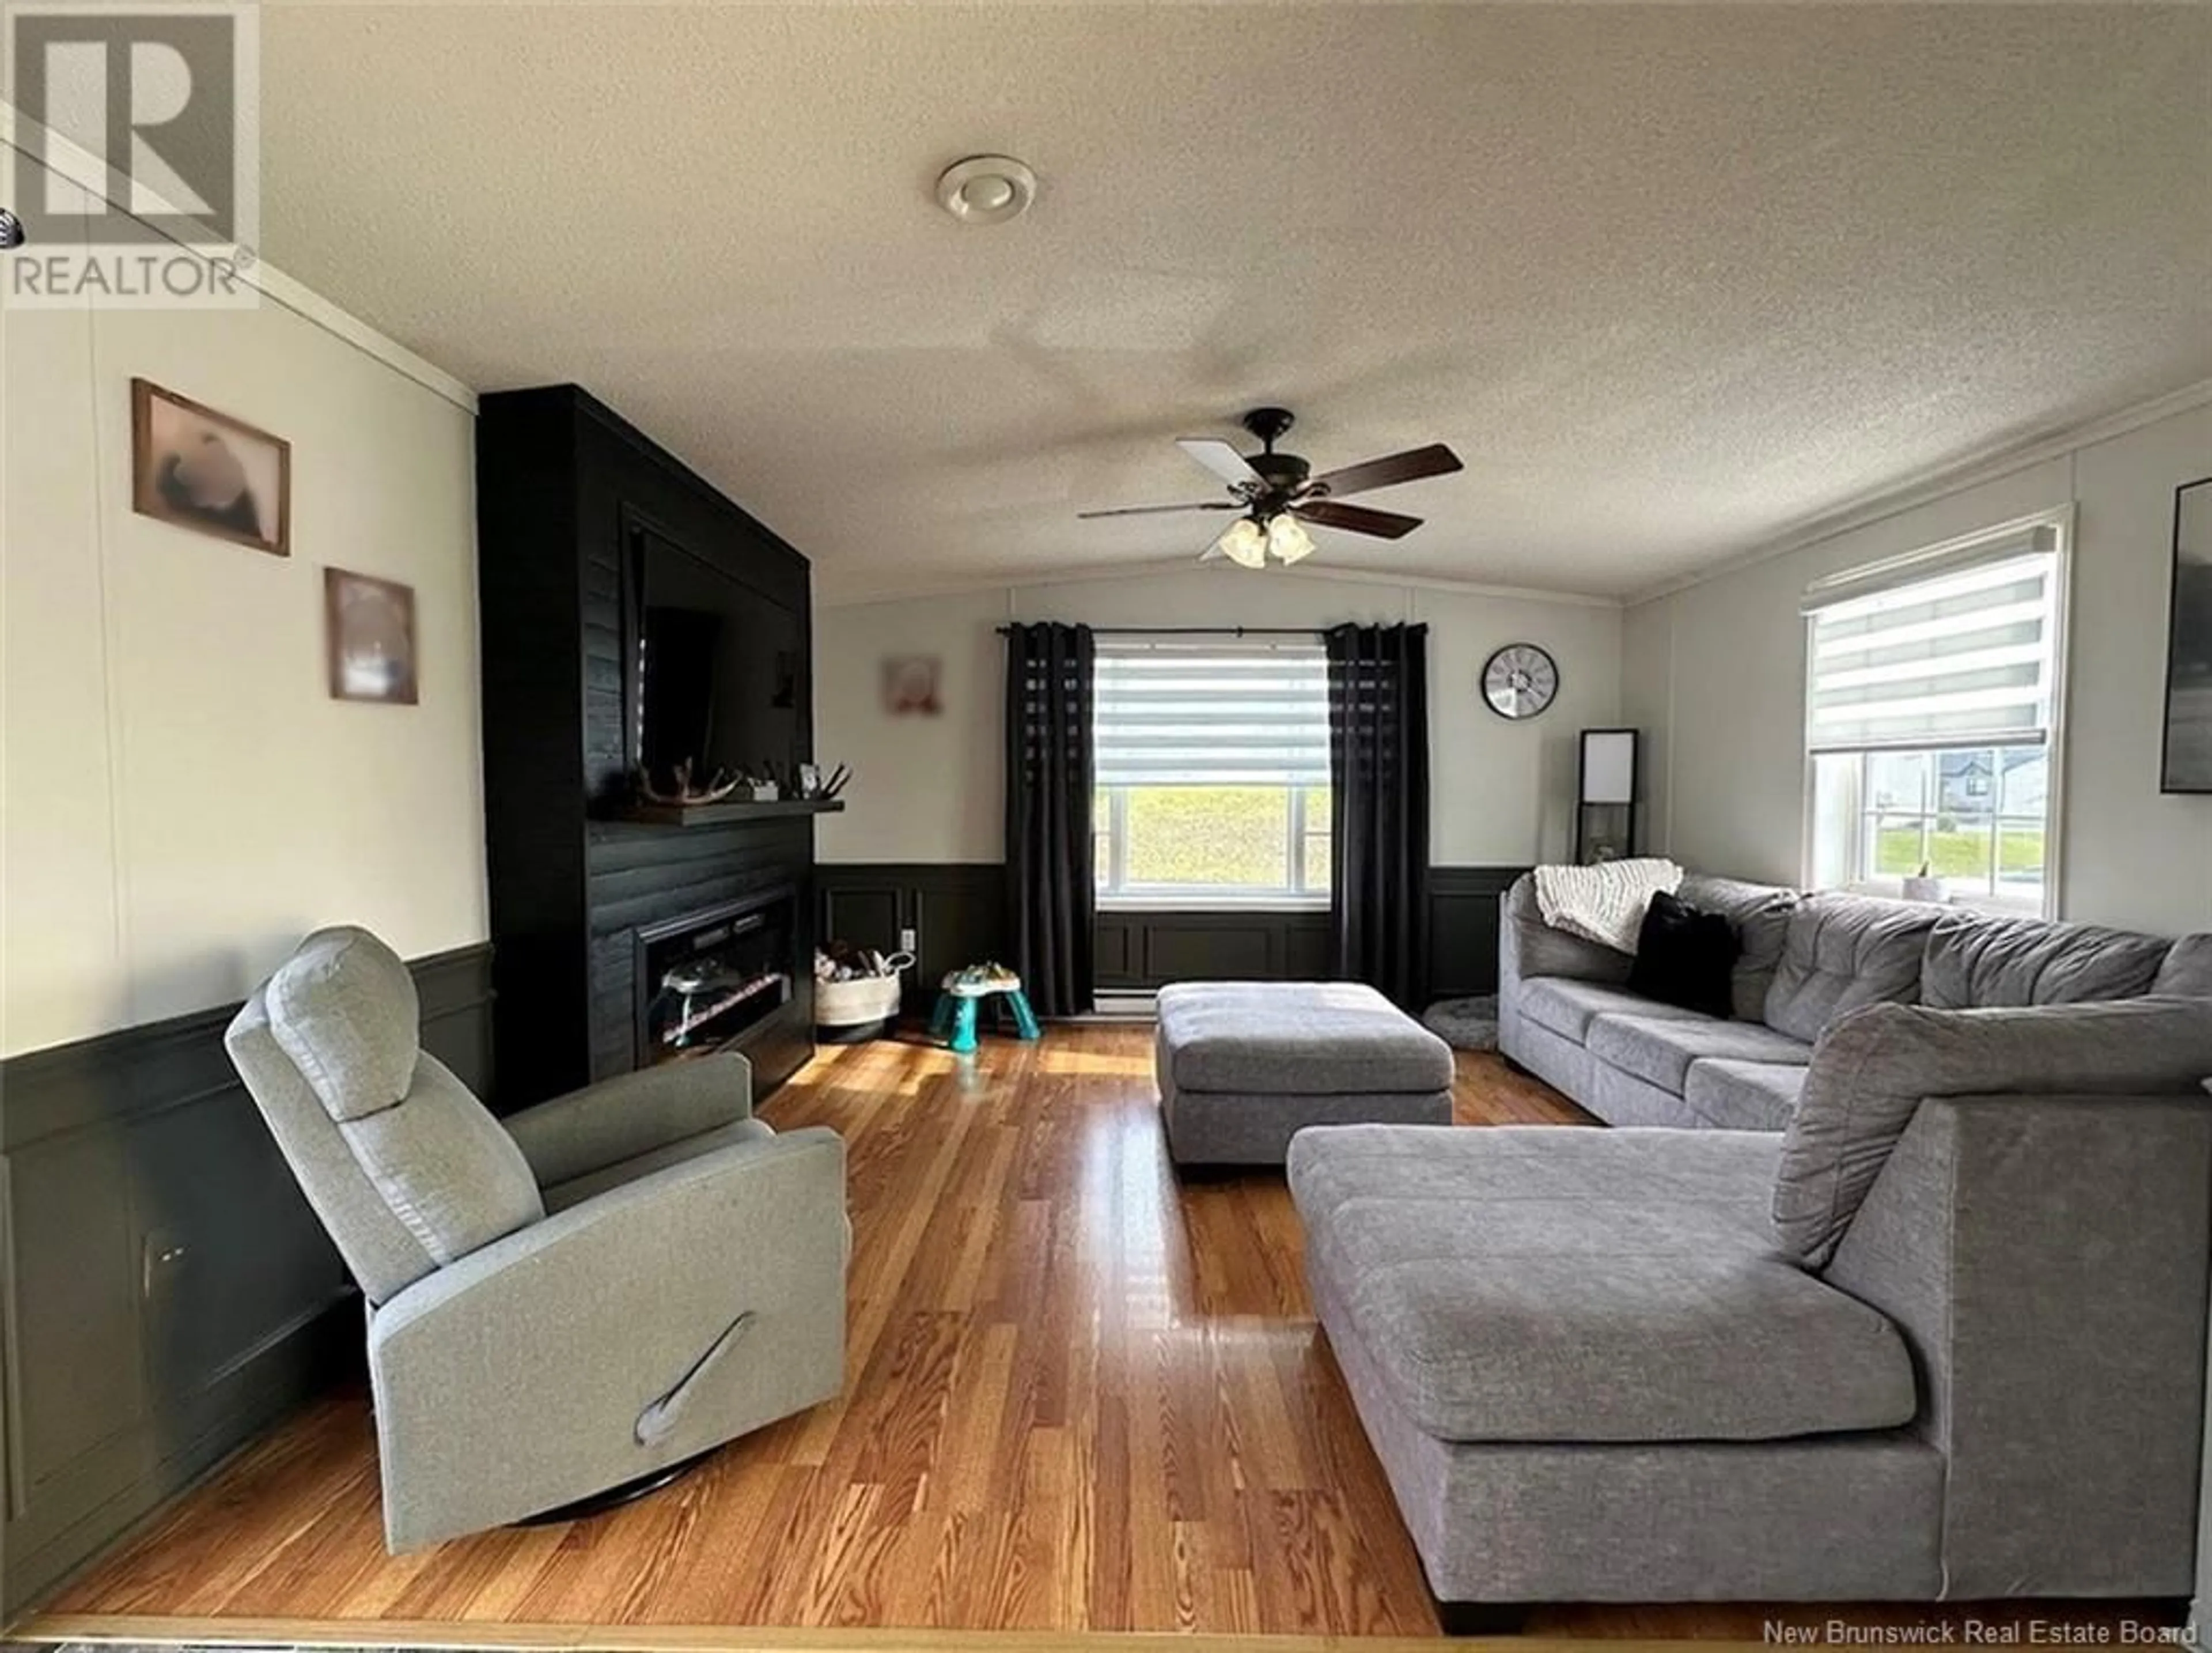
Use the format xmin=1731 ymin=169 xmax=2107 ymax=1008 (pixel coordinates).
xmin=1 ymin=138 xmax=486 ymax=1056
xmin=1622 ymin=398 xmax=2212 ymax=935
xmin=815 ymin=567 xmax=1623 ymax=869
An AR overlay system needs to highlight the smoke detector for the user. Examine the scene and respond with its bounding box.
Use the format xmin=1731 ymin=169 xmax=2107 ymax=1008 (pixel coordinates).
xmin=935 ymin=155 xmax=1037 ymax=225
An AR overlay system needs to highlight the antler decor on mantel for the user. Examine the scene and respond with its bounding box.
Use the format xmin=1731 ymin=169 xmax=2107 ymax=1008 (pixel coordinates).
xmin=637 ymin=760 xmax=743 ymax=807
xmin=619 ymin=759 xmax=852 ymax=826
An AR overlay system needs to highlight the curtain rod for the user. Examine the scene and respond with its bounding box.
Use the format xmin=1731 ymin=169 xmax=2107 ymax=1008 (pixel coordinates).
xmin=995 ymin=625 xmax=1323 ymax=637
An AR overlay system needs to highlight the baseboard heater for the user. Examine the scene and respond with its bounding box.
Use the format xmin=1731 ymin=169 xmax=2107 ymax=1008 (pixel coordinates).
xmin=1086 ymin=990 xmax=1158 ymax=1020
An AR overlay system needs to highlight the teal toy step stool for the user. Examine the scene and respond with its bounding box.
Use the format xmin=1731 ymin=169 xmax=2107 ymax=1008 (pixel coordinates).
xmin=929 ymin=966 xmax=1042 ymax=1054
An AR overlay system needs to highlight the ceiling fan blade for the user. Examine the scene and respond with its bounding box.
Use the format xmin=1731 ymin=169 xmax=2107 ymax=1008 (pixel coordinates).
xmin=1176 ymin=438 xmax=1263 ymax=486
xmin=1306 ymin=442 xmax=1463 ymax=499
xmin=1077 ymin=501 xmax=1238 ymax=519
xmin=1294 ymin=500 xmax=1423 ymax=540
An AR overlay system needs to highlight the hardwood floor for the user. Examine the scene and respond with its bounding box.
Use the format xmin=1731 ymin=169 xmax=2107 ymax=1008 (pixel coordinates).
xmin=45 ymin=1030 xmax=1569 ymax=1637
xmin=31 ymin=1028 xmax=2187 ymax=1644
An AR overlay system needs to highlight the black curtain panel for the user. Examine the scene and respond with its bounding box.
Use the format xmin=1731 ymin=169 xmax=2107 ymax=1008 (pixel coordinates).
xmin=1003 ymin=622 xmax=1097 ymax=1016
xmin=1325 ymin=622 xmax=1432 ymax=1008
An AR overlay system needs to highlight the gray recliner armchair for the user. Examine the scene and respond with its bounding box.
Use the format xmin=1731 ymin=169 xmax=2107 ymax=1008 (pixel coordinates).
xmin=226 ymin=925 xmax=847 ymax=1551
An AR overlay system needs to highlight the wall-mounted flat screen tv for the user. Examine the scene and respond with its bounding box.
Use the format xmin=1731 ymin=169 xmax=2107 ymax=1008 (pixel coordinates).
xmin=632 ymin=527 xmax=804 ymax=788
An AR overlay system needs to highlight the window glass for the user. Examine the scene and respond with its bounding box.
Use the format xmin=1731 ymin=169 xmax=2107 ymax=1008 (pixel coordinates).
xmin=1122 ymin=785 xmax=1290 ymax=891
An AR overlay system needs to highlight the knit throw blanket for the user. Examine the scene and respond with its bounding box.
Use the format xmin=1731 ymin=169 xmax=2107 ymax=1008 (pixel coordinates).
xmin=1534 ymin=858 xmax=1685 ymax=954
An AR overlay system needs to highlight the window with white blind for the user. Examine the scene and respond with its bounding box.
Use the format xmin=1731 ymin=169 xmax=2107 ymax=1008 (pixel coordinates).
xmin=1093 ymin=638 xmax=1332 ymax=906
xmin=1804 ymin=516 xmax=2068 ymax=916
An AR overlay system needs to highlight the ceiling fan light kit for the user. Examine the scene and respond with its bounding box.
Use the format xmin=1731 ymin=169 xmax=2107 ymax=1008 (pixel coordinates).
xmin=1266 ymin=512 xmax=1315 ymax=564
xmin=1081 ymin=406 xmax=1464 ymax=570
xmin=1215 ymin=516 xmax=1268 ymax=569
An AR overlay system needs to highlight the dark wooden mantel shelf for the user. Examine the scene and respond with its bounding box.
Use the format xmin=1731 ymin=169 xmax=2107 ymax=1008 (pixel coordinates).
xmin=604 ymin=797 xmax=848 ymax=827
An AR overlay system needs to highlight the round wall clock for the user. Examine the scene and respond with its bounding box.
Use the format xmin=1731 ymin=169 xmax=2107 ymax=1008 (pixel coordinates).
xmin=1482 ymin=644 xmax=1559 ymax=720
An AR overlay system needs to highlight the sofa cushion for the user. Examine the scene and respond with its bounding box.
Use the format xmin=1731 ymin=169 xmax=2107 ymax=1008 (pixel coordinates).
xmin=1156 ymin=981 xmax=1452 ymax=1095
xmin=1679 ymin=873 xmax=1802 ymax=1020
xmin=1772 ymin=998 xmax=2212 ymax=1267
xmin=341 ymin=1053 xmax=544 ymax=1265
xmin=2153 ymin=935 xmax=2212 ymax=997
xmin=1686 ymin=1060 xmax=1808 ymax=1131
xmin=1287 ymin=1124 xmax=1918 ymax=1443
xmin=1587 ymin=1060 xmax=1705 ymax=1128
xmin=1587 ymin=1012 xmax=1816 ymax=1095
xmin=1919 ymin=911 xmax=2172 ymax=1009
xmin=267 ymin=926 xmax=422 ymax=1122
xmin=1763 ymin=895 xmax=1943 ymax=1043
xmin=1517 ymin=977 xmax=1706 ymax=1045
xmin=1505 ymin=876 xmax=1637 ymax=985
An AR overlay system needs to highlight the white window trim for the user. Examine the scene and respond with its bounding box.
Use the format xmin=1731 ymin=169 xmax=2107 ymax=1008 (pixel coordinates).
xmin=1838 ymin=881 xmax=2051 ymax=919
xmin=1799 ymin=507 xmax=2074 ymax=920
xmin=1094 ymin=897 xmax=1333 ymax=913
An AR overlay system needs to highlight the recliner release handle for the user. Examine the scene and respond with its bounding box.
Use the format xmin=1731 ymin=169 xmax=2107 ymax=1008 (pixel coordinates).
xmin=635 ymin=1309 xmax=756 ymax=1447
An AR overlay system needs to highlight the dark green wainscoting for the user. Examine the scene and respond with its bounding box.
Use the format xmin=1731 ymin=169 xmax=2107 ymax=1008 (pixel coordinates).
xmin=818 ymin=864 xmax=1007 ymax=1012
xmin=816 ymin=865 xmax=1525 ymax=1005
xmin=0 ymin=943 xmax=494 ymax=1616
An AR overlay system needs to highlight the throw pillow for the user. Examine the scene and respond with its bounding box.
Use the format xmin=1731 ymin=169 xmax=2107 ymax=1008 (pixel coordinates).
xmin=1627 ymin=891 xmax=1739 ymax=1019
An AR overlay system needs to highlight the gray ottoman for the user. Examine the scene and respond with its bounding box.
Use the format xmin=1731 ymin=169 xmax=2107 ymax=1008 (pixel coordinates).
xmin=1155 ymin=981 xmax=1456 ymax=1167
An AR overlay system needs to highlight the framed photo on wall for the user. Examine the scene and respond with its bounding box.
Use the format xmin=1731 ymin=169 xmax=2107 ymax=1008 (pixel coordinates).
xmin=130 ymin=379 xmax=291 ymax=557
xmin=325 ymin=568 xmax=419 ymax=705
xmin=882 ymin=655 xmax=943 ymax=716
xmin=2161 ymin=475 xmax=2212 ymax=793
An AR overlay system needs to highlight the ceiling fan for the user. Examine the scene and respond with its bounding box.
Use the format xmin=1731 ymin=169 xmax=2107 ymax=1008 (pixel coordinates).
xmin=1078 ymin=407 xmax=1463 ymax=569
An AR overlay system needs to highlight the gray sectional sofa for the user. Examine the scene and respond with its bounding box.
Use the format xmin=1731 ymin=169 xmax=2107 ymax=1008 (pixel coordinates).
xmin=1499 ymin=870 xmax=2212 ymax=1128
xmin=1290 ymin=874 xmax=2212 ymax=1617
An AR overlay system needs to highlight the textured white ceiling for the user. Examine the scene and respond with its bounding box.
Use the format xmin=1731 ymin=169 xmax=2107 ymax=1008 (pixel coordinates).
xmin=256 ymin=3 xmax=2212 ymax=602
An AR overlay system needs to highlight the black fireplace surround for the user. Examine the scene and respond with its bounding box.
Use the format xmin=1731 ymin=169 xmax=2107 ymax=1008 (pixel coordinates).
xmin=476 ymin=384 xmax=820 ymax=1111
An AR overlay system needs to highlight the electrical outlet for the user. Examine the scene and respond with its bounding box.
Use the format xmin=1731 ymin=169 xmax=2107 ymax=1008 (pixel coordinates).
xmin=142 ymin=1227 xmax=188 ymax=1300
xmin=898 ymin=927 xmax=918 ymax=956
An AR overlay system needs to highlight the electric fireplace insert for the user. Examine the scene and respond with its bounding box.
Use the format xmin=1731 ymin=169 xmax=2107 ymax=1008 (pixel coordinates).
xmin=634 ymin=887 xmax=796 ymax=1065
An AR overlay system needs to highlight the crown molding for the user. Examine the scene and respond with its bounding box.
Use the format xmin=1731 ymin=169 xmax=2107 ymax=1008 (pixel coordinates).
xmin=1267 ymin=559 xmax=1621 ymax=609
xmin=816 ymin=555 xmax=1621 ymax=612
xmin=0 ymin=100 xmax=476 ymax=413
xmin=1624 ymin=375 xmax=2212 ymax=608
